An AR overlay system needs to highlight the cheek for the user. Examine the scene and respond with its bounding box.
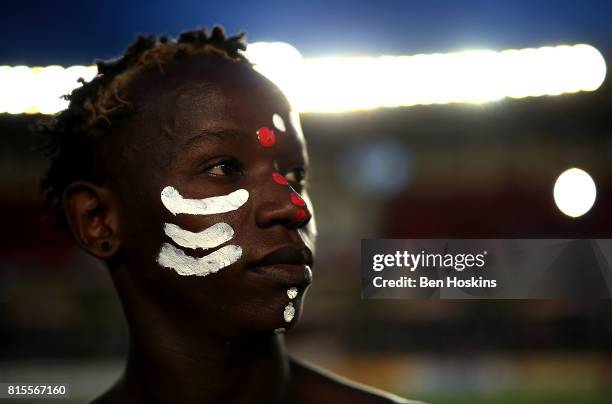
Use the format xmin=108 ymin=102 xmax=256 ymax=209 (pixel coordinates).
xmin=155 ymin=186 xmax=250 ymax=277
xmin=115 ymin=187 xmax=167 ymax=266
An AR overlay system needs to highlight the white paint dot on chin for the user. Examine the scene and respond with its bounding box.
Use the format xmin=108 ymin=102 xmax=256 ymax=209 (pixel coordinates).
xmin=283 ymin=303 xmax=295 ymax=323
xmin=287 ymin=287 xmax=298 ymax=299
xmin=272 ymin=113 xmax=286 ymax=132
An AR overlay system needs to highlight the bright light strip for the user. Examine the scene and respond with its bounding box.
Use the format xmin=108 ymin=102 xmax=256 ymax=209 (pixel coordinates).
xmin=0 ymin=43 xmax=606 ymax=114
xmin=247 ymin=43 xmax=606 ymax=112
xmin=0 ymin=65 xmax=97 ymax=114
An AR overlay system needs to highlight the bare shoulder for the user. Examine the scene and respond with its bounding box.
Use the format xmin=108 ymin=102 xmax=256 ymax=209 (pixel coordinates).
xmin=289 ymin=356 xmax=425 ymax=404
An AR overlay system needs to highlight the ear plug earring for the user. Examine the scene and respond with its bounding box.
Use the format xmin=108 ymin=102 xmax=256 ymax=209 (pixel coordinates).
xmin=101 ymin=241 xmax=112 ymax=252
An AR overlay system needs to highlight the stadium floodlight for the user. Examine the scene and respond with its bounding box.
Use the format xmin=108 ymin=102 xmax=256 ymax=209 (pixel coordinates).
xmin=0 ymin=43 xmax=606 ymax=114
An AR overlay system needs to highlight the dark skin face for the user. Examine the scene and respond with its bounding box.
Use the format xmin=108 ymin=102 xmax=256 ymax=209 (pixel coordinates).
xmin=116 ymin=56 xmax=315 ymax=341
xmin=68 ymin=54 xmax=316 ymax=340
xmin=64 ymin=54 xmax=406 ymax=404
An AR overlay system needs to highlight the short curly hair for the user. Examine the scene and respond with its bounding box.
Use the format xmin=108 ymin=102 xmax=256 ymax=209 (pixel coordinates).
xmin=38 ymin=26 xmax=250 ymax=226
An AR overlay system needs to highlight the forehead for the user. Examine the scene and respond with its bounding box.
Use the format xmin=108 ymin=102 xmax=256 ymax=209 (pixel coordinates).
xmin=113 ymin=54 xmax=307 ymax=176
xmin=126 ymin=55 xmax=293 ymax=134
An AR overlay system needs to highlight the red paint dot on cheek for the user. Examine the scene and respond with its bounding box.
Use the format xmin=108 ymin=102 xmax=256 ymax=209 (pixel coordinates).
xmin=295 ymin=208 xmax=309 ymax=222
xmin=290 ymin=192 xmax=306 ymax=207
xmin=272 ymin=172 xmax=289 ymax=185
xmin=257 ymin=127 xmax=276 ymax=147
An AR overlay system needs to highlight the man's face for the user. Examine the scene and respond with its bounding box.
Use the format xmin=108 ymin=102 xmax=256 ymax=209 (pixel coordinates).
xmin=109 ymin=55 xmax=316 ymax=340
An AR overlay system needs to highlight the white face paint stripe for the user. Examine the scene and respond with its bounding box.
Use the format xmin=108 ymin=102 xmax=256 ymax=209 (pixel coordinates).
xmin=272 ymin=113 xmax=286 ymax=132
xmin=161 ymin=187 xmax=249 ymax=216
xmin=163 ymin=222 xmax=234 ymax=250
xmin=157 ymin=243 xmax=242 ymax=277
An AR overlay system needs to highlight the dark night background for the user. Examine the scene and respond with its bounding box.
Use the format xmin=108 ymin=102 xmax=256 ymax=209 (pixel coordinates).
xmin=2 ymin=0 xmax=612 ymax=65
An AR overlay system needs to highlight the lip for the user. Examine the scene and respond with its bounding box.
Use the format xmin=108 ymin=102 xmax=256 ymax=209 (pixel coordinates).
xmin=251 ymin=245 xmax=313 ymax=267
xmin=249 ymin=245 xmax=314 ymax=287
xmin=250 ymin=264 xmax=313 ymax=287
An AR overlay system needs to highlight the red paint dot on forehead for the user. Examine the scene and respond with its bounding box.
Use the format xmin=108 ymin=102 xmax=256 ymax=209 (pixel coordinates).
xmin=290 ymin=192 xmax=306 ymax=207
xmin=257 ymin=127 xmax=276 ymax=147
xmin=272 ymin=172 xmax=288 ymax=185
xmin=295 ymin=208 xmax=309 ymax=222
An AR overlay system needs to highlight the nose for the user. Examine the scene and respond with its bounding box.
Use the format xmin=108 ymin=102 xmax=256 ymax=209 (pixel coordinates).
xmin=255 ymin=171 xmax=312 ymax=229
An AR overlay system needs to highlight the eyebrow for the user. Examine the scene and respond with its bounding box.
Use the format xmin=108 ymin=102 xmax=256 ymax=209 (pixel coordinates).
xmin=179 ymin=128 xmax=252 ymax=150
xmin=168 ymin=128 xmax=252 ymax=167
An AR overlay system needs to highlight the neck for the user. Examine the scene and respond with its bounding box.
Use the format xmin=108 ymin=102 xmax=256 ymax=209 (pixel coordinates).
xmin=122 ymin=333 xmax=290 ymax=404
xmin=110 ymin=266 xmax=291 ymax=404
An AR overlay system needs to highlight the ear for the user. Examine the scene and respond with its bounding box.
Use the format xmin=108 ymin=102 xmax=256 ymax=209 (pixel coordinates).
xmin=62 ymin=181 xmax=121 ymax=259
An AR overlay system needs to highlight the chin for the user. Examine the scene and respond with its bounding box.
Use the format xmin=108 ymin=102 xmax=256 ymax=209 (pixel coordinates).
xmin=231 ymin=292 xmax=306 ymax=339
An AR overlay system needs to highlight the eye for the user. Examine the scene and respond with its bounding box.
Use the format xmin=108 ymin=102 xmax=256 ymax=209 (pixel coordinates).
xmin=203 ymin=158 xmax=244 ymax=177
xmin=285 ymin=167 xmax=307 ymax=188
